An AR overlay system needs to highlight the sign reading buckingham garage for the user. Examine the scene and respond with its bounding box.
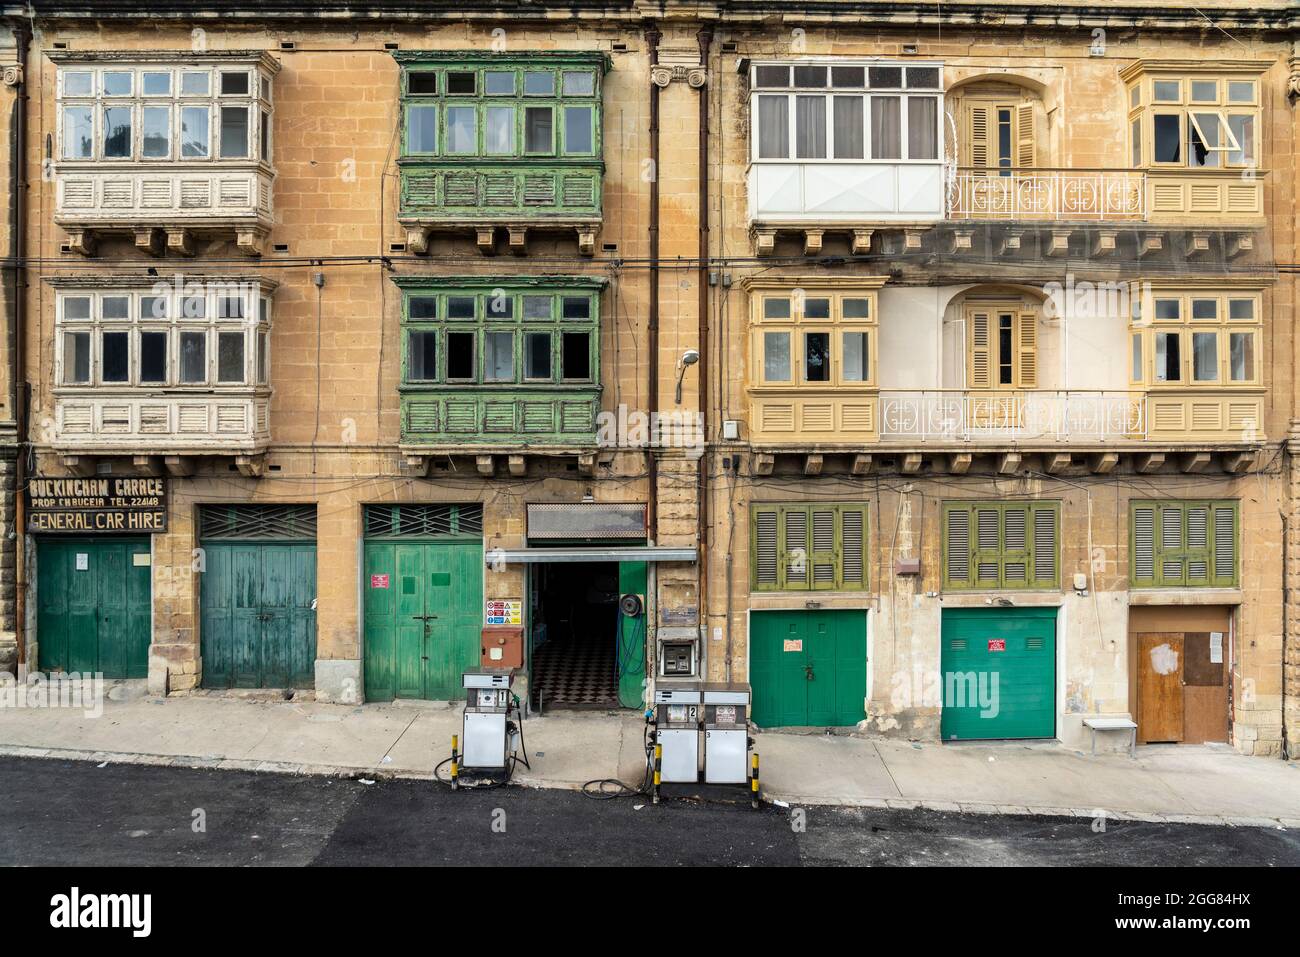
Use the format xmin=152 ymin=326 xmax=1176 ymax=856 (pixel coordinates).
xmin=26 ymin=477 xmax=168 ymax=533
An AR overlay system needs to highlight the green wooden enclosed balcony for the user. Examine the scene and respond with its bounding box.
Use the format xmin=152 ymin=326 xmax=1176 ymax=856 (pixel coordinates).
xmin=395 ymin=276 xmax=605 ymax=451
xmin=393 ymin=51 xmax=609 ymax=256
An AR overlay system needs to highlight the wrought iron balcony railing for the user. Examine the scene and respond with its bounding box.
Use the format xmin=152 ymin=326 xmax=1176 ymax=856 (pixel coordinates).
xmin=947 ymin=168 xmax=1147 ymax=221
xmin=879 ymin=390 xmax=1146 ymax=442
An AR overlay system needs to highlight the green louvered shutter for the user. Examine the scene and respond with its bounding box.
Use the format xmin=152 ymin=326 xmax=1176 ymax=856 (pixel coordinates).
xmin=752 ymin=506 xmax=780 ymax=591
xmin=944 ymin=505 xmax=973 ymax=589
xmin=944 ymin=501 xmax=1058 ymax=590
xmin=1131 ymin=504 xmax=1157 ymax=587
xmin=1031 ymin=505 xmax=1059 ymax=588
xmin=783 ymin=507 xmax=809 ymax=588
xmin=1001 ymin=505 xmax=1031 ymax=588
xmin=1211 ymin=503 xmax=1238 ymax=587
xmin=751 ymin=504 xmax=869 ymax=592
xmin=839 ymin=506 xmax=867 ymax=588
xmin=1130 ymin=500 xmax=1238 ymax=588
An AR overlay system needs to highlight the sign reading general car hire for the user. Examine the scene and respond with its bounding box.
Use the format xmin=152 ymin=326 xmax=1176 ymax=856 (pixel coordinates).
xmin=27 ymin=477 xmax=168 ymax=533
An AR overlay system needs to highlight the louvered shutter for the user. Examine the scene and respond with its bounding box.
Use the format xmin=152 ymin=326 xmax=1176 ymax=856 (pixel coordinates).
xmin=1132 ymin=505 xmax=1156 ymax=587
xmin=1001 ymin=505 xmax=1030 ymax=586
xmin=810 ymin=507 xmax=838 ymax=587
xmin=840 ymin=507 xmax=866 ymax=588
xmin=1015 ymin=102 xmax=1035 ymax=168
xmin=966 ymin=103 xmax=990 ymax=169
xmin=752 ymin=507 xmax=779 ymax=590
xmin=1211 ymin=504 xmax=1238 ymax=586
xmin=945 ymin=505 xmax=972 ymax=588
xmin=974 ymin=506 xmax=1002 ymax=586
xmin=1184 ymin=504 xmax=1212 ymax=586
xmin=1017 ymin=311 xmax=1038 ymax=388
xmin=969 ymin=311 xmax=992 ymax=389
xmin=783 ymin=507 xmax=809 ymax=587
xmin=1159 ymin=504 xmax=1185 ymax=584
xmin=1031 ymin=505 xmax=1058 ymax=587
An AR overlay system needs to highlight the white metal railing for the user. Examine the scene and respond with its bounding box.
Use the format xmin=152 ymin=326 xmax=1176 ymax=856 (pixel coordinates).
xmin=947 ymin=168 xmax=1146 ymax=221
xmin=878 ymin=391 xmax=1146 ymax=442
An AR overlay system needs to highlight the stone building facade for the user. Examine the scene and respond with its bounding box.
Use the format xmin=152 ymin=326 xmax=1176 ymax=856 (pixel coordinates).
xmin=0 ymin=1 xmax=1295 ymax=760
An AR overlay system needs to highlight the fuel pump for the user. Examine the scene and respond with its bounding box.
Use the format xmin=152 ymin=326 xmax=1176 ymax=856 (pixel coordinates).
xmin=649 ymin=683 xmax=700 ymax=801
xmin=703 ymin=683 xmax=756 ymax=801
xmin=442 ymin=669 xmax=530 ymax=789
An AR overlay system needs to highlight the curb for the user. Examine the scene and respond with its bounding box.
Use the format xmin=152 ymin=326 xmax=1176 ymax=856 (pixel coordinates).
xmin=1 ymin=744 xmax=1292 ymax=829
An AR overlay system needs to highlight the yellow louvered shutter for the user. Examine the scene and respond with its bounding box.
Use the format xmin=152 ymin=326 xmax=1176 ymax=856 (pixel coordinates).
xmin=969 ymin=311 xmax=992 ymax=388
xmin=1015 ymin=103 xmax=1035 ymax=168
xmin=1017 ymin=310 xmax=1038 ymax=387
xmin=966 ymin=103 xmax=990 ymax=169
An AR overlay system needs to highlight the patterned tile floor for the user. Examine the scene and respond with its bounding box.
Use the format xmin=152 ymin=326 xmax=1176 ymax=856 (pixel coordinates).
xmin=531 ymin=632 xmax=618 ymax=709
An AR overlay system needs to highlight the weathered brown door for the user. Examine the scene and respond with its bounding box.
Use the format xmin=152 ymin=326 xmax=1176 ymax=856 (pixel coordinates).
xmin=1180 ymin=631 xmax=1229 ymax=744
xmin=1137 ymin=632 xmax=1184 ymax=743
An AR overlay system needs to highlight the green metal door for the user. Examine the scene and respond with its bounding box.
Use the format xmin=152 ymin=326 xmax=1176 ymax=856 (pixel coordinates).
xmin=750 ymin=610 xmax=866 ymax=727
xmin=36 ymin=537 xmax=151 ymax=678
xmin=364 ymin=541 xmax=482 ymax=701
xmin=940 ymin=607 xmax=1056 ymax=740
xmin=201 ymin=542 xmax=317 ymax=689
xmin=616 ymin=561 xmax=647 ymax=709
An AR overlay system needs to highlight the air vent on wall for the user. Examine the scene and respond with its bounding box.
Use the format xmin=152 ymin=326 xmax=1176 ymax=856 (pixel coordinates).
xmin=279 ymin=41 xmax=296 ymax=51
xmin=721 ymin=41 xmax=738 ymax=54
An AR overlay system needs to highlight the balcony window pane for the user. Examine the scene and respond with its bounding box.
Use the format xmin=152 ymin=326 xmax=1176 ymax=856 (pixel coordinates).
xmin=447 ymin=332 xmax=476 ymax=380
xmin=562 ymin=332 xmax=591 ymax=380
xmin=103 ymin=106 xmax=132 ymax=158
xmin=757 ymin=96 xmax=789 ymax=159
xmin=142 ymin=106 xmax=170 ymax=158
xmin=1228 ymin=81 xmax=1255 ymax=104
xmin=485 ymin=332 xmax=514 ymax=382
xmin=139 ymin=295 xmax=167 ymax=320
xmin=140 ymin=331 xmax=168 ymax=384
xmin=101 ymin=332 xmax=129 ymax=383
xmin=1131 ymin=118 xmax=1141 ymax=166
xmin=524 ymin=107 xmax=553 ymax=153
xmin=446 ymin=106 xmax=476 ymax=154
xmin=1229 ymin=332 xmax=1255 ymax=382
xmin=906 ymin=67 xmax=940 ymax=89
xmin=1153 ymin=114 xmax=1180 ymax=163
xmin=218 ymin=295 xmax=245 ymax=319
xmin=182 ymin=295 xmax=207 ymax=320
xmin=1228 ymin=299 xmax=1255 ymax=321
xmin=1154 ymin=298 xmax=1180 ymax=321
xmin=447 ymin=296 xmax=475 ymax=320
xmin=563 ymin=106 xmax=593 ymax=154
xmin=103 ymin=72 xmax=132 ymax=96
xmin=63 ymin=332 xmax=91 ymax=384
xmin=1188 ymin=113 xmax=1220 ymax=168
xmin=408 ymin=331 xmax=437 ymax=381
xmin=804 ymin=297 xmax=830 ymax=319
xmin=63 ymin=296 xmax=91 ymax=320
xmin=842 ymin=298 xmax=870 ymax=319
xmin=486 ymin=293 xmax=513 ymax=319
xmin=524 ymin=71 xmax=555 ymax=96
xmin=561 ymin=296 xmax=590 ymax=320
xmin=220 ymin=72 xmax=250 ymax=95
xmin=142 ymin=71 xmax=171 ymax=96
xmin=523 ymin=295 xmax=552 ymax=320
xmin=261 ymin=110 xmax=270 ymax=162
xmin=63 ymin=71 xmax=93 ymax=96
xmin=870 ymin=96 xmax=901 ymax=159
xmin=407 ymin=72 xmax=438 ymax=95
xmin=524 ymin=332 xmax=552 ymax=380
xmin=795 ymin=95 xmax=826 ymax=159
xmin=753 ymin=65 xmax=789 ymax=88
xmin=1191 ymin=299 xmax=1217 ymax=321
xmin=1192 ymin=332 xmax=1218 ymax=381
xmin=562 ymin=71 xmax=594 ymax=96
xmin=485 ymin=71 xmax=515 ymax=95
xmin=907 ymin=96 xmax=938 ymax=159
xmin=218 ymin=332 xmax=246 ymax=383
xmin=998 ymin=315 xmax=1013 ymax=385
xmin=409 ymin=296 xmax=438 ymax=320
xmin=257 ymin=332 xmax=269 ymax=383
xmin=843 ymin=332 xmax=868 ymax=382
xmin=1154 ymin=332 xmax=1181 ymax=382
xmin=804 ymin=332 xmax=830 ymax=382
xmin=763 ymin=332 xmax=790 ymax=382
xmin=831 ymin=66 xmax=865 ymax=89
xmin=1153 ymin=80 xmax=1180 ymax=102
xmin=101 ymin=296 xmax=130 ymax=320
xmin=832 ymin=96 xmax=864 ymax=159
xmin=1131 ymin=333 xmax=1143 ymax=381
xmin=181 ymin=71 xmax=210 ymax=96
xmin=763 ymin=297 xmax=791 ymax=320
xmin=446 ymin=72 xmax=476 ymax=95
xmin=485 ymin=106 xmax=516 ymax=154
xmin=181 ymin=106 xmax=210 ymax=158
xmin=1228 ymin=114 xmax=1254 ymax=166
xmin=793 ymin=65 xmax=827 ymax=88
xmin=220 ymin=106 xmax=249 ymax=158
xmin=868 ymin=66 xmax=903 ymax=89
xmin=1190 ymin=80 xmax=1217 ymax=102
xmin=179 ymin=331 xmax=207 ymax=383
xmin=62 ymin=106 xmax=93 ymax=159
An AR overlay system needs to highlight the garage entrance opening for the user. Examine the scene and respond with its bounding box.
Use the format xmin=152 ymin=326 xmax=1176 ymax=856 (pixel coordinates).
xmin=530 ymin=561 xmax=621 ymax=710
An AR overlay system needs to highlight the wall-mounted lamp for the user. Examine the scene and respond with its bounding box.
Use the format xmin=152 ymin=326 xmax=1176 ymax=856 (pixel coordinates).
xmin=674 ymin=349 xmax=700 ymax=405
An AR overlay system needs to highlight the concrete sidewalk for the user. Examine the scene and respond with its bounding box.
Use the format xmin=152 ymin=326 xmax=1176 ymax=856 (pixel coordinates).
xmin=1 ymin=683 xmax=1296 ymax=828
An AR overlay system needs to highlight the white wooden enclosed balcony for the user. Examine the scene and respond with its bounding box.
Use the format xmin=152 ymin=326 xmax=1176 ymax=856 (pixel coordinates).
xmin=49 ymin=50 xmax=279 ymax=257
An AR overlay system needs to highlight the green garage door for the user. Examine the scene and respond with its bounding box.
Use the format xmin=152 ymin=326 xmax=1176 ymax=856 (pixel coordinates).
xmin=751 ymin=609 xmax=866 ymax=727
xmin=940 ymin=607 xmax=1056 ymax=740
xmin=199 ymin=506 xmax=317 ymax=689
xmin=363 ymin=505 xmax=483 ymax=702
xmin=37 ymin=537 xmax=151 ymax=678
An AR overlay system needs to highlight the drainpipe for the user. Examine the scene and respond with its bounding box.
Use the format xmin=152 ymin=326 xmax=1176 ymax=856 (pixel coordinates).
xmin=645 ymin=23 xmax=660 ymax=543
xmin=10 ymin=24 xmax=29 ymax=668
xmin=696 ymin=26 xmax=712 ymax=673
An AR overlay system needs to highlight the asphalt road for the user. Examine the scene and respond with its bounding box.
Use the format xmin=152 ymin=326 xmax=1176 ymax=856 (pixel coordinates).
xmin=1 ymin=756 xmax=1297 ymax=867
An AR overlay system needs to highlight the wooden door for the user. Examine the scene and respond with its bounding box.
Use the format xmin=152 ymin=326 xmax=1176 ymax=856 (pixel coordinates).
xmin=1137 ymin=632 xmax=1184 ymax=743
xmin=1181 ymin=631 xmax=1229 ymax=744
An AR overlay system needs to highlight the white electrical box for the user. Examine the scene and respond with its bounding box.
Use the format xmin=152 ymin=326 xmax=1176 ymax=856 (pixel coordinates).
xmin=722 ymin=420 xmax=740 ymax=440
